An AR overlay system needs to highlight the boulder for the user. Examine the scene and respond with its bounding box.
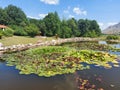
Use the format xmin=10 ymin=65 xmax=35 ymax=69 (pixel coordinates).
xmin=0 ymin=43 xmax=3 ymax=47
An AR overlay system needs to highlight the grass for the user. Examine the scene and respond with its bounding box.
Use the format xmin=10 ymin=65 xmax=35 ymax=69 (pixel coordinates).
xmin=0 ymin=35 xmax=119 ymax=46
xmin=0 ymin=36 xmax=55 ymax=46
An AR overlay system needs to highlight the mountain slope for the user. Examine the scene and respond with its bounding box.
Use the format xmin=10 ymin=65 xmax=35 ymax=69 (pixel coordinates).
xmin=102 ymin=22 xmax=120 ymax=34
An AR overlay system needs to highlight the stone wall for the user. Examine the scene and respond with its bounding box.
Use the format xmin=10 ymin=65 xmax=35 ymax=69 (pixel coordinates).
xmin=0 ymin=37 xmax=99 ymax=55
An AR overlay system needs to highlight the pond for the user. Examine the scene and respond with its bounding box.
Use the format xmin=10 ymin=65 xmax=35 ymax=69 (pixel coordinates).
xmin=0 ymin=41 xmax=120 ymax=90
xmin=99 ymin=41 xmax=120 ymax=49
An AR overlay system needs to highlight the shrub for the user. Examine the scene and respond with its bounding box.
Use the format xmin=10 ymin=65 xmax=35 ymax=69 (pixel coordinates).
xmin=0 ymin=31 xmax=3 ymax=39
xmin=2 ymin=28 xmax=14 ymax=37
xmin=11 ymin=26 xmax=28 ymax=36
xmin=106 ymin=35 xmax=119 ymax=40
xmin=14 ymin=29 xmax=28 ymax=36
xmin=25 ymin=24 xmax=39 ymax=37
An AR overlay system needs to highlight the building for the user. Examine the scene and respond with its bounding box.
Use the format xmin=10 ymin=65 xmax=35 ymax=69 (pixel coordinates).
xmin=0 ymin=25 xmax=7 ymax=31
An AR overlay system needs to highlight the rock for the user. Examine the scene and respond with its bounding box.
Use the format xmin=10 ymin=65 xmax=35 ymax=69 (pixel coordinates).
xmin=110 ymin=84 xmax=115 ymax=87
xmin=0 ymin=43 xmax=3 ymax=47
xmin=37 ymin=40 xmax=43 ymax=43
xmin=0 ymin=47 xmax=4 ymax=50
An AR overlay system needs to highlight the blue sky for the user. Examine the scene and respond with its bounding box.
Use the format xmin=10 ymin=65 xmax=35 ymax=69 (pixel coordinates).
xmin=0 ymin=0 xmax=120 ymax=30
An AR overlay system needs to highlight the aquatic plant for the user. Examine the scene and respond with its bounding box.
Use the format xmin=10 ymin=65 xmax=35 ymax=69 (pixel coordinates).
xmin=61 ymin=41 xmax=120 ymax=52
xmin=65 ymin=50 xmax=118 ymax=68
xmin=106 ymin=35 xmax=119 ymax=40
xmin=2 ymin=46 xmax=119 ymax=77
xmin=76 ymin=76 xmax=104 ymax=90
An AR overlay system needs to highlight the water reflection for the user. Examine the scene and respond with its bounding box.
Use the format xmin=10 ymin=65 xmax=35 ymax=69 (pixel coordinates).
xmin=1 ymin=58 xmax=120 ymax=90
xmin=77 ymin=63 xmax=120 ymax=90
xmin=0 ymin=61 xmax=77 ymax=90
xmin=111 ymin=44 xmax=120 ymax=49
xmin=99 ymin=41 xmax=120 ymax=49
xmin=99 ymin=41 xmax=107 ymax=45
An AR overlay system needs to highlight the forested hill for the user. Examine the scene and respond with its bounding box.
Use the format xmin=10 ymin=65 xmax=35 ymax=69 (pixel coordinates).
xmin=102 ymin=22 xmax=120 ymax=34
xmin=0 ymin=5 xmax=101 ymax=38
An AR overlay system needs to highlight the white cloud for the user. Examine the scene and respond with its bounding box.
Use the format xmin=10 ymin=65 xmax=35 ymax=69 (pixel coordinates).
xmin=27 ymin=16 xmax=40 ymax=19
xmin=40 ymin=0 xmax=59 ymax=5
xmin=68 ymin=14 xmax=74 ymax=18
xmin=107 ymin=22 xmax=117 ymax=26
xmin=98 ymin=22 xmax=118 ymax=30
xmin=98 ymin=22 xmax=104 ymax=27
xmin=98 ymin=22 xmax=105 ymax=30
xmin=27 ymin=13 xmax=48 ymax=19
xmin=73 ymin=7 xmax=87 ymax=16
xmin=39 ymin=13 xmax=48 ymax=19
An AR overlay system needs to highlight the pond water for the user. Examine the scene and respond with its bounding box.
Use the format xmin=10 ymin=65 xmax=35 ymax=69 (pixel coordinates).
xmin=0 ymin=41 xmax=120 ymax=90
xmin=0 ymin=61 xmax=77 ymax=90
xmin=99 ymin=41 xmax=120 ymax=49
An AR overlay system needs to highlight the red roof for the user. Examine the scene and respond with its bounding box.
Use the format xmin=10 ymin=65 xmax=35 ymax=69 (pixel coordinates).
xmin=0 ymin=25 xmax=7 ymax=29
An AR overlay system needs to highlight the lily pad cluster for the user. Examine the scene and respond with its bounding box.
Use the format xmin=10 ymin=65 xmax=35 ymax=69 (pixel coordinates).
xmin=61 ymin=41 xmax=120 ymax=52
xmin=76 ymin=76 xmax=104 ymax=90
xmin=2 ymin=46 xmax=119 ymax=77
xmin=65 ymin=50 xmax=118 ymax=68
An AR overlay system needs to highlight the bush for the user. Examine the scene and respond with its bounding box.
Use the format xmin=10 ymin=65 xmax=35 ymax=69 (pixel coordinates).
xmin=25 ymin=24 xmax=39 ymax=37
xmin=14 ymin=29 xmax=28 ymax=36
xmin=10 ymin=24 xmax=39 ymax=37
xmin=2 ymin=28 xmax=14 ymax=37
xmin=0 ymin=31 xmax=3 ymax=39
xmin=106 ymin=35 xmax=119 ymax=40
xmin=11 ymin=26 xmax=28 ymax=36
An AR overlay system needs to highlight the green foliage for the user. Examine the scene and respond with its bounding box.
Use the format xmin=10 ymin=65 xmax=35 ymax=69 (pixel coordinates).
xmin=106 ymin=35 xmax=119 ymax=40
xmin=43 ymin=12 xmax=61 ymax=36
xmin=29 ymin=19 xmax=39 ymax=26
xmin=11 ymin=24 xmax=40 ymax=37
xmin=0 ymin=31 xmax=3 ymax=39
xmin=38 ymin=20 xmax=47 ymax=36
xmin=89 ymin=20 xmax=101 ymax=36
xmin=25 ymin=24 xmax=39 ymax=37
xmin=60 ymin=20 xmax=72 ymax=38
xmin=0 ymin=8 xmax=9 ymax=25
xmin=65 ymin=50 xmax=117 ymax=69
xmin=0 ymin=27 xmax=14 ymax=37
xmin=78 ymin=19 xmax=101 ymax=37
xmin=2 ymin=28 xmax=14 ymax=37
xmin=28 ymin=46 xmax=70 ymax=55
xmin=11 ymin=25 xmax=28 ymax=36
xmin=14 ymin=29 xmax=28 ymax=36
xmin=78 ymin=19 xmax=89 ymax=37
xmin=0 ymin=5 xmax=102 ymax=38
xmin=4 ymin=5 xmax=28 ymax=26
xmin=61 ymin=41 xmax=120 ymax=52
xmin=61 ymin=41 xmax=113 ymax=51
xmin=0 ymin=5 xmax=30 ymax=36
xmin=67 ymin=18 xmax=80 ymax=37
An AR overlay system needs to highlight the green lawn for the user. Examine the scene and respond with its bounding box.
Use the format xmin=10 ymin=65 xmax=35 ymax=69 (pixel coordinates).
xmin=0 ymin=36 xmax=54 ymax=46
xmin=1 ymin=35 xmax=119 ymax=46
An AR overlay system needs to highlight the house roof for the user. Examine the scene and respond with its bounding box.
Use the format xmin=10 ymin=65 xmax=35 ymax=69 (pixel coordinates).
xmin=0 ymin=25 xmax=7 ymax=29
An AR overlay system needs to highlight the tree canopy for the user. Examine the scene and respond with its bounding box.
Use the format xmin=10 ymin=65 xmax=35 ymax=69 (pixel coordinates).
xmin=5 ymin=5 xmax=28 ymax=26
xmin=43 ymin=12 xmax=61 ymax=36
xmin=0 ymin=5 xmax=101 ymax=38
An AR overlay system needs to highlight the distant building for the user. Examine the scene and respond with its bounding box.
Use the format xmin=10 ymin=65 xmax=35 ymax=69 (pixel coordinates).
xmin=0 ymin=25 xmax=7 ymax=31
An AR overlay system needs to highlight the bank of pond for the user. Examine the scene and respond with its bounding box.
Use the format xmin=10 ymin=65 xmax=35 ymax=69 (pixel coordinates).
xmin=1 ymin=41 xmax=120 ymax=90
